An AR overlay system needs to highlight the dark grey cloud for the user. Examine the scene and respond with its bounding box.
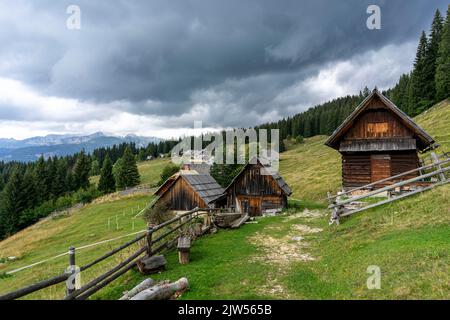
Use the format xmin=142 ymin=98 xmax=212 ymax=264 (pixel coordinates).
xmin=0 ymin=0 xmax=447 ymax=135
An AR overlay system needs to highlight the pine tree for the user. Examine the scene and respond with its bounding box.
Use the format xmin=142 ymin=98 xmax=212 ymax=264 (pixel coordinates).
xmin=34 ymin=155 xmax=48 ymax=202
xmin=98 ymin=155 xmax=116 ymax=194
xmin=116 ymin=147 xmax=140 ymax=189
xmin=53 ymin=159 xmax=68 ymax=197
xmin=73 ymin=151 xmax=91 ymax=190
xmin=436 ymin=5 xmax=450 ymax=101
xmin=22 ymin=167 xmax=37 ymax=209
xmin=424 ymin=9 xmax=444 ymax=104
xmin=89 ymin=159 xmax=100 ymax=176
xmin=1 ymin=169 xmax=26 ymax=235
xmin=409 ymin=31 xmax=429 ymax=115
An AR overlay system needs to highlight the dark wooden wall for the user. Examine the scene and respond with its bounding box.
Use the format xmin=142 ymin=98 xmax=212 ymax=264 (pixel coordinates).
xmin=160 ymin=177 xmax=207 ymax=210
xmin=226 ymin=163 xmax=287 ymax=216
xmin=342 ymin=151 xmax=419 ymax=188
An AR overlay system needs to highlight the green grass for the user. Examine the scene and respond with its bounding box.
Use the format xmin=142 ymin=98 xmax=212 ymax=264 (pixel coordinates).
xmin=97 ymin=184 xmax=449 ymax=299
xmin=0 ymin=99 xmax=449 ymax=300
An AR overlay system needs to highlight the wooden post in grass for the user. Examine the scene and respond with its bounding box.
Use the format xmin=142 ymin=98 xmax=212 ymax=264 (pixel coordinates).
xmin=177 ymin=236 xmax=191 ymax=265
xmin=431 ymin=152 xmax=446 ymax=182
xmin=146 ymin=227 xmax=153 ymax=255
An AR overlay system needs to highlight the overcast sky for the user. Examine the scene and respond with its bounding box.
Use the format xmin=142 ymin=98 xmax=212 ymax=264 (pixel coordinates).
xmin=0 ymin=0 xmax=447 ymax=139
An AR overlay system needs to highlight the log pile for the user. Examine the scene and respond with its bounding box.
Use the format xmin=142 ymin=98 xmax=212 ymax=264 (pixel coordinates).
xmin=120 ymin=277 xmax=189 ymax=300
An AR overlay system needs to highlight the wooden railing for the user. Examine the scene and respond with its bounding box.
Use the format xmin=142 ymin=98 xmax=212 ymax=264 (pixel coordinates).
xmin=0 ymin=207 xmax=214 ymax=300
xmin=328 ymin=152 xmax=450 ymax=224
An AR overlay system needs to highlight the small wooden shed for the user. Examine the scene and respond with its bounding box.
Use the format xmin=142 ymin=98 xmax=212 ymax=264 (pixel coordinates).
xmin=221 ymin=158 xmax=292 ymax=216
xmin=325 ymin=89 xmax=435 ymax=189
xmin=154 ymin=171 xmax=224 ymax=211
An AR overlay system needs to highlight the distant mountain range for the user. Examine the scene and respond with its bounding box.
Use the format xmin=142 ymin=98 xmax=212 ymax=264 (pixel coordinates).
xmin=0 ymin=132 xmax=161 ymax=162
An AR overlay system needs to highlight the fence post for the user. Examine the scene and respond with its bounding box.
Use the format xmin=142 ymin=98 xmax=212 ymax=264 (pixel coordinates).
xmin=431 ymin=152 xmax=446 ymax=182
xmin=146 ymin=227 xmax=153 ymax=255
xmin=66 ymin=246 xmax=76 ymax=296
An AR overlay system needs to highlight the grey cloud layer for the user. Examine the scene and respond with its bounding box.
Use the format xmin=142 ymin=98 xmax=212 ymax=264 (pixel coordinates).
xmin=0 ymin=0 xmax=447 ymax=130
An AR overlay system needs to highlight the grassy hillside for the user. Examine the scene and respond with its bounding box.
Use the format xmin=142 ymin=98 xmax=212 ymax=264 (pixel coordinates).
xmin=0 ymin=99 xmax=449 ymax=299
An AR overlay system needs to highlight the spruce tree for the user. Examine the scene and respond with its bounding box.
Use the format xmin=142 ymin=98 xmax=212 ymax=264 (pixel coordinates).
xmin=423 ymin=9 xmax=444 ymax=104
xmin=116 ymin=147 xmax=140 ymax=189
xmin=436 ymin=5 xmax=450 ymax=101
xmin=22 ymin=167 xmax=38 ymax=209
xmin=73 ymin=151 xmax=91 ymax=190
xmin=1 ymin=169 xmax=26 ymax=235
xmin=54 ymin=159 xmax=68 ymax=197
xmin=34 ymin=155 xmax=48 ymax=202
xmin=409 ymin=31 xmax=429 ymax=115
xmin=98 ymin=155 xmax=116 ymax=194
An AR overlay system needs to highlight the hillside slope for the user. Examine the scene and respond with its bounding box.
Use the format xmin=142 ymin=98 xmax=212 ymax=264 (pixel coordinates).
xmin=0 ymin=99 xmax=448 ymax=299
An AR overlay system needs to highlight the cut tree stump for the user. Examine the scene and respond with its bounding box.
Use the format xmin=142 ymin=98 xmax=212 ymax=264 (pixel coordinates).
xmin=130 ymin=277 xmax=189 ymax=300
xmin=119 ymin=278 xmax=155 ymax=300
xmin=136 ymin=255 xmax=167 ymax=275
xmin=177 ymin=236 xmax=191 ymax=265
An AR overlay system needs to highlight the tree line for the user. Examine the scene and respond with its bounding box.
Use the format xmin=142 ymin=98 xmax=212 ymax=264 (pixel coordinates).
xmin=0 ymin=139 xmax=179 ymax=239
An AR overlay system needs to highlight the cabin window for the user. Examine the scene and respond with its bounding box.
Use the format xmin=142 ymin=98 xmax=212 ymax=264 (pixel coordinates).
xmin=367 ymin=122 xmax=389 ymax=135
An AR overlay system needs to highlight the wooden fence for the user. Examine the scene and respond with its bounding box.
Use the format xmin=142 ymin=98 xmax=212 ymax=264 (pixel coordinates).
xmin=328 ymin=152 xmax=450 ymax=224
xmin=0 ymin=207 xmax=214 ymax=300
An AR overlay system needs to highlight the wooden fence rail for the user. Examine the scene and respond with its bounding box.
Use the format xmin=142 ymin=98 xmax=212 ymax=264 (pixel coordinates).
xmin=0 ymin=207 xmax=213 ymax=300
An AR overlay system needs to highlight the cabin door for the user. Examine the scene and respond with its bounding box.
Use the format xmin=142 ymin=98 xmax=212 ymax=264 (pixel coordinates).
xmin=371 ymin=154 xmax=391 ymax=183
xmin=249 ymin=197 xmax=261 ymax=216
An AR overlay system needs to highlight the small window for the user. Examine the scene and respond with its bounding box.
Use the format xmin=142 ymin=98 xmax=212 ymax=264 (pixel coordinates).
xmin=367 ymin=122 xmax=389 ymax=134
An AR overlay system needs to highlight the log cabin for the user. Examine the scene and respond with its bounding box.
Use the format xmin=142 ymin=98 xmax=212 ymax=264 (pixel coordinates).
xmin=324 ymin=89 xmax=435 ymax=190
xmin=154 ymin=170 xmax=224 ymax=211
xmin=219 ymin=158 xmax=292 ymax=216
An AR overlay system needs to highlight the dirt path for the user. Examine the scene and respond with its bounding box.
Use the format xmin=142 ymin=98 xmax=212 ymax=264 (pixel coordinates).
xmin=247 ymin=209 xmax=326 ymax=298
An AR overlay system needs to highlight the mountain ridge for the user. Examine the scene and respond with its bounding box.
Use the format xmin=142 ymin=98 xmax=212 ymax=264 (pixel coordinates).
xmin=0 ymin=132 xmax=161 ymax=162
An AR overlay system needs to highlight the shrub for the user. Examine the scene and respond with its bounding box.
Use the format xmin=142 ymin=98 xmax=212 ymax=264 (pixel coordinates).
xmin=143 ymin=200 xmax=174 ymax=226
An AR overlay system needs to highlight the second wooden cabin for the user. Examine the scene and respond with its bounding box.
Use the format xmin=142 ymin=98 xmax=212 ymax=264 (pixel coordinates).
xmin=154 ymin=170 xmax=224 ymax=211
xmin=218 ymin=158 xmax=292 ymax=216
xmin=325 ymin=89 xmax=435 ymax=189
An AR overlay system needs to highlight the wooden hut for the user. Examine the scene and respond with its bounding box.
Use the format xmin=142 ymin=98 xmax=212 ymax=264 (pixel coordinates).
xmin=324 ymin=89 xmax=435 ymax=189
xmin=154 ymin=171 xmax=224 ymax=211
xmin=222 ymin=158 xmax=292 ymax=216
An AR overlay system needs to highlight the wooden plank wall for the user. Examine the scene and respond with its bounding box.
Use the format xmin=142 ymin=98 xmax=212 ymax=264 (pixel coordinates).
xmin=227 ymin=163 xmax=286 ymax=215
xmin=342 ymin=153 xmax=372 ymax=187
xmin=160 ymin=177 xmax=207 ymax=210
xmin=342 ymin=151 xmax=420 ymax=188
xmin=343 ymin=108 xmax=413 ymax=140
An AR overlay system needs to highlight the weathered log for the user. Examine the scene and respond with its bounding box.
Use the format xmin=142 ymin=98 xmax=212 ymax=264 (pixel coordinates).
xmin=214 ymin=213 xmax=242 ymax=228
xmin=231 ymin=213 xmax=249 ymax=229
xmin=119 ymin=278 xmax=156 ymax=300
xmin=136 ymin=255 xmax=166 ymax=275
xmin=130 ymin=277 xmax=189 ymax=300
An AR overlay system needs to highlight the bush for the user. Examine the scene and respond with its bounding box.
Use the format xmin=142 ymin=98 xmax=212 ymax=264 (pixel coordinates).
xmin=72 ymin=185 xmax=101 ymax=204
xmin=295 ymin=135 xmax=304 ymax=144
xmin=143 ymin=200 xmax=174 ymax=226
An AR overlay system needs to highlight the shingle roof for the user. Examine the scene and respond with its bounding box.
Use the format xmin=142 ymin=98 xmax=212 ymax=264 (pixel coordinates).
xmin=181 ymin=173 xmax=225 ymax=204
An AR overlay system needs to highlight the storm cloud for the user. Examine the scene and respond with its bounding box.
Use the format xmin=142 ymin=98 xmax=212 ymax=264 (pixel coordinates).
xmin=0 ymin=0 xmax=447 ymax=138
